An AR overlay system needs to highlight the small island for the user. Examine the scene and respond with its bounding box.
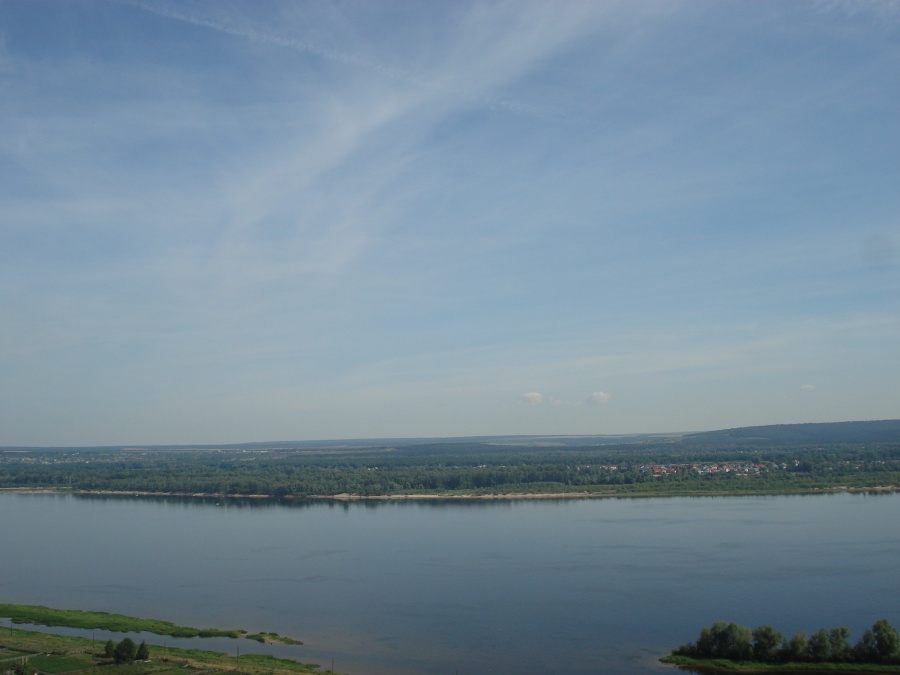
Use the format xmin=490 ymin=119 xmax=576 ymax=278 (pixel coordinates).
xmin=0 ymin=603 xmax=302 ymax=645
xmin=0 ymin=603 xmax=243 ymax=639
xmin=661 ymin=619 xmax=900 ymax=673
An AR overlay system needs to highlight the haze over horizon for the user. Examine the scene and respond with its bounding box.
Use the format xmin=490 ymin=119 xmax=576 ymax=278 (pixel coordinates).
xmin=1 ymin=1 xmax=898 ymax=446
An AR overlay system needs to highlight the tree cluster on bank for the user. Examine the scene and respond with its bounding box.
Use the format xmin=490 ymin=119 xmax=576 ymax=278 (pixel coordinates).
xmin=103 ymin=637 xmax=150 ymax=663
xmin=0 ymin=439 xmax=898 ymax=497
xmin=674 ymin=619 xmax=900 ymax=664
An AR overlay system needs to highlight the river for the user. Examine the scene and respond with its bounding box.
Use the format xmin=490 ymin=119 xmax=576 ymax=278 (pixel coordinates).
xmin=0 ymin=491 xmax=897 ymax=674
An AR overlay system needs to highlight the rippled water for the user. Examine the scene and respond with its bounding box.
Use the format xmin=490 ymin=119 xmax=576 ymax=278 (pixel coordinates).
xmin=1 ymin=492 xmax=897 ymax=674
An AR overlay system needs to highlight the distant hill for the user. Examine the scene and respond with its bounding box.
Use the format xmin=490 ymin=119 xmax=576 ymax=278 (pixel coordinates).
xmin=680 ymin=420 xmax=900 ymax=447
xmin=3 ymin=420 xmax=898 ymax=454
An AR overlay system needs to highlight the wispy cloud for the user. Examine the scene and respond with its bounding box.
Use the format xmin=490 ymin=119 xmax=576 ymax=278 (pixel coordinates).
xmin=119 ymin=0 xmax=620 ymax=118
xmin=1 ymin=1 xmax=898 ymax=443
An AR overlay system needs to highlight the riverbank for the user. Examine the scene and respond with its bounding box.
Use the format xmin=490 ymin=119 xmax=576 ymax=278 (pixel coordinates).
xmin=312 ymin=485 xmax=900 ymax=500
xmin=1 ymin=485 xmax=898 ymax=501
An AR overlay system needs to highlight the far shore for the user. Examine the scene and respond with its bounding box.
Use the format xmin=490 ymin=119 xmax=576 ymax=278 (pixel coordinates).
xmin=1 ymin=486 xmax=897 ymax=501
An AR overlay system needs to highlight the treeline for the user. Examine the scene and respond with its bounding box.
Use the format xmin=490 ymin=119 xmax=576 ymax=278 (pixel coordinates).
xmin=1 ymin=441 xmax=898 ymax=497
xmin=672 ymin=619 xmax=900 ymax=665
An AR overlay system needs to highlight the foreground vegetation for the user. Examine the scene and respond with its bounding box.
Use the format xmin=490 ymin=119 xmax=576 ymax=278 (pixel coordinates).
xmin=0 ymin=605 xmax=241 ymax=639
xmin=0 ymin=626 xmax=327 ymax=675
xmin=0 ymin=605 xmax=300 ymax=645
xmin=1 ymin=421 xmax=898 ymax=499
xmin=662 ymin=619 xmax=900 ymax=672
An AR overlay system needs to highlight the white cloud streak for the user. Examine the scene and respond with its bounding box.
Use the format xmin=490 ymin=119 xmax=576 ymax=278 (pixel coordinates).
xmin=1 ymin=1 xmax=898 ymax=443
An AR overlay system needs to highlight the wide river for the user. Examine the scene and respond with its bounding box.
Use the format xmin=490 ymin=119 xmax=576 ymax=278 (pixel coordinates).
xmin=0 ymin=492 xmax=898 ymax=674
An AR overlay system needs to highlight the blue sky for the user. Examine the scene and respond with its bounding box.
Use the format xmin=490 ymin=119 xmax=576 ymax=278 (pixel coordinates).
xmin=1 ymin=0 xmax=898 ymax=445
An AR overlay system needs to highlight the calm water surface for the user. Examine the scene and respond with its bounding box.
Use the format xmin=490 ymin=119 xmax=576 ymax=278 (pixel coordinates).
xmin=0 ymin=492 xmax=897 ymax=674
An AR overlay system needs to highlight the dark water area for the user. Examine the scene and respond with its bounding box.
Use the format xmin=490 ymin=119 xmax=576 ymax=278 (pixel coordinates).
xmin=0 ymin=492 xmax=897 ymax=675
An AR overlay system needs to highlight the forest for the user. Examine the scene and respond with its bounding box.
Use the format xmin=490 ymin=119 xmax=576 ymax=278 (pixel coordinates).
xmin=1 ymin=420 xmax=898 ymax=498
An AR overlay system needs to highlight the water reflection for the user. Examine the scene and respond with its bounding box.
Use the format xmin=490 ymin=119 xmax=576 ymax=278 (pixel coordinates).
xmin=71 ymin=492 xmax=580 ymax=511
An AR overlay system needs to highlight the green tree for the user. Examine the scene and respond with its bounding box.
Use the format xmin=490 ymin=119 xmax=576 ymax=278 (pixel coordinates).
xmin=782 ymin=631 xmax=809 ymax=662
xmin=114 ymin=637 xmax=137 ymax=664
xmin=695 ymin=622 xmax=752 ymax=661
xmin=856 ymin=619 xmax=900 ymax=663
xmin=829 ymin=627 xmax=852 ymax=662
xmin=136 ymin=640 xmax=150 ymax=661
xmin=752 ymin=625 xmax=782 ymax=661
xmin=103 ymin=639 xmax=116 ymax=658
xmin=808 ymin=628 xmax=832 ymax=662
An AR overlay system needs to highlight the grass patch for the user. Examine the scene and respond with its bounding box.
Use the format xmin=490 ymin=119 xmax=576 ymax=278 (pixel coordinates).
xmin=27 ymin=653 xmax=96 ymax=673
xmin=236 ymin=653 xmax=321 ymax=670
xmin=87 ymin=663 xmax=186 ymax=675
xmin=0 ymin=604 xmax=243 ymax=638
xmin=0 ymin=649 xmax=28 ymax=659
xmin=245 ymin=631 xmax=303 ymax=645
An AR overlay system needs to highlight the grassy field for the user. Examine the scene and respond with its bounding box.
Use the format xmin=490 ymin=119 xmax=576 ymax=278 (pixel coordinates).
xmin=26 ymin=653 xmax=97 ymax=673
xmin=0 ymin=626 xmax=330 ymax=675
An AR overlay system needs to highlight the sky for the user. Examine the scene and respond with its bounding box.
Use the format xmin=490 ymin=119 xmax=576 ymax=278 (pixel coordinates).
xmin=1 ymin=0 xmax=898 ymax=446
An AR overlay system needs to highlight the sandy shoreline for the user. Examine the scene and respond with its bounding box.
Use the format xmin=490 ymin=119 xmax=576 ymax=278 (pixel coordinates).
xmin=1 ymin=486 xmax=897 ymax=500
